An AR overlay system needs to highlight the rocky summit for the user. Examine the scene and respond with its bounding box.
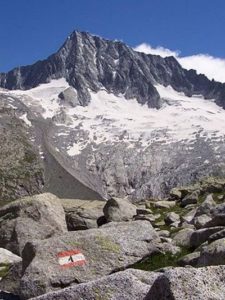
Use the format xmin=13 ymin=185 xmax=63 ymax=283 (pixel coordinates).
xmin=1 ymin=30 xmax=225 ymax=299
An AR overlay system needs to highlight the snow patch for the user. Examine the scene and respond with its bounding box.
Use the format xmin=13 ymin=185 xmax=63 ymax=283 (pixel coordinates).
xmin=19 ymin=113 xmax=32 ymax=126
xmin=8 ymin=78 xmax=70 ymax=119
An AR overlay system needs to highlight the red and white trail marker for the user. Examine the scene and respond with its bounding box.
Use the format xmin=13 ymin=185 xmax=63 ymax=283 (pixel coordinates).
xmin=57 ymin=250 xmax=86 ymax=268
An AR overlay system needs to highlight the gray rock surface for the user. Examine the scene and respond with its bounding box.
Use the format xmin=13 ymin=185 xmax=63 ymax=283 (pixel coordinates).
xmin=103 ymin=198 xmax=137 ymax=222
xmin=61 ymin=199 xmax=105 ymax=230
xmin=164 ymin=212 xmax=180 ymax=225
xmin=0 ymin=104 xmax=44 ymax=202
xmin=194 ymin=194 xmax=216 ymax=217
xmin=208 ymin=228 xmax=225 ymax=243
xmin=177 ymin=251 xmax=200 ymax=267
xmin=31 ymin=269 xmax=160 ymax=300
xmin=0 ymin=193 xmax=67 ymax=255
xmin=193 ymin=214 xmax=212 ymax=229
xmin=180 ymin=191 xmax=199 ymax=207
xmin=189 ymin=227 xmax=224 ymax=248
xmin=0 ymin=248 xmax=21 ymax=265
xmin=146 ymin=265 xmax=225 ymax=299
xmin=1 ymin=220 xmax=162 ymax=299
xmin=198 ymin=238 xmax=225 ymax=266
xmin=172 ymin=228 xmax=195 ymax=248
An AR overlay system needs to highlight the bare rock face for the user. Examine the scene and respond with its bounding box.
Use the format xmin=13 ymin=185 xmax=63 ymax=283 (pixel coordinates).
xmin=31 ymin=269 xmax=160 ymax=300
xmin=103 ymin=197 xmax=137 ymax=222
xmin=0 ymin=193 xmax=67 ymax=255
xmin=0 ymin=104 xmax=44 ymax=203
xmin=0 ymin=221 xmax=162 ymax=299
xmin=146 ymin=266 xmax=225 ymax=300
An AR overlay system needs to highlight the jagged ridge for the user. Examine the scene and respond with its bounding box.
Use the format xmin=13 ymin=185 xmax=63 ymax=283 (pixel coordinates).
xmin=1 ymin=31 xmax=225 ymax=109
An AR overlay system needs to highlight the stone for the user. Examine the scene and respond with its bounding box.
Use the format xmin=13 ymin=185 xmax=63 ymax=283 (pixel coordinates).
xmin=164 ymin=212 xmax=180 ymax=225
xmin=146 ymin=266 xmax=225 ymax=299
xmin=103 ymin=198 xmax=137 ymax=222
xmin=154 ymin=220 xmax=165 ymax=228
xmin=201 ymin=177 xmax=225 ymax=194
xmin=203 ymin=203 xmax=225 ymax=227
xmin=208 ymin=228 xmax=225 ymax=243
xmin=0 ymin=193 xmax=67 ymax=255
xmin=181 ymin=208 xmax=197 ymax=224
xmin=0 ymin=248 xmax=21 ymax=266
xmin=136 ymin=208 xmax=152 ymax=215
xmin=58 ymin=87 xmax=80 ymax=107
xmin=61 ymin=199 xmax=105 ymax=230
xmin=31 ymin=269 xmax=160 ymax=300
xmin=193 ymin=214 xmax=212 ymax=229
xmin=152 ymin=201 xmax=176 ymax=209
xmin=189 ymin=227 xmax=225 ymax=249
xmin=194 ymin=194 xmax=216 ymax=217
xmin=1 ymin=221 xmax=162 ymax=299
xmin=172 ymin=228 xmax=195 ymax=248
xmin=158 ymin=230 xmax=170 ymax=238
xmin=180 ymin=191 xmax=199 ymax=207
xmin=198 ymin=238 xmax=225 ymax=266
xmin=177 ymin=251 xmax=200 ymax=267
xmin=169 ymin=188 xmax=182 ymax=200
xmin=169 ymin=221 xmax=180 ymax=228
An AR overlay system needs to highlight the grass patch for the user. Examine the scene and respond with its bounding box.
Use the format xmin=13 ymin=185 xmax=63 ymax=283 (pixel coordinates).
xmin=0 ymin=263 xmax=10 ymax=278
xmin=131 ymin=247 xmax=190 ymax=271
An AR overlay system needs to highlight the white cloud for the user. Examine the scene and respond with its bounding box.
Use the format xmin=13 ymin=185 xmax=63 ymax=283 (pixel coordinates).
xmin=134 ymin=43 xmax=179 ymax=58
xmin=134 ymin=43 xmax=225 ymax=83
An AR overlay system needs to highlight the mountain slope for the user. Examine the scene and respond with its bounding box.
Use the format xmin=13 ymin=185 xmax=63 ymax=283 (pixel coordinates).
xmin=0 ymin=31 xmax=225 ymax=200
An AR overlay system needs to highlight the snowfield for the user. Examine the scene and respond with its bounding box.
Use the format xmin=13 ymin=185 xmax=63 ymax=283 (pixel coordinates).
xmin=2 ymin=78 xmax=225 ymax=156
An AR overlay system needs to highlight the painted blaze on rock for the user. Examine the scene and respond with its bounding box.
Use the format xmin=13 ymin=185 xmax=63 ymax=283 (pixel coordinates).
xmin=57 ymin=249 xmax=86 ymax=268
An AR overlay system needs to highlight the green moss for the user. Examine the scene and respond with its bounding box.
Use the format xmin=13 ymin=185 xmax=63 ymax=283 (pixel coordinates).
xmin=95 ymin=235 xmax=121 ymax=254
xmin=0 ymin=263 xmax=10 ymax=278
xmin=131 ymin=247 xmax=190 ymax=271
xmin=92 ymin=287 xmax=113 ymax=300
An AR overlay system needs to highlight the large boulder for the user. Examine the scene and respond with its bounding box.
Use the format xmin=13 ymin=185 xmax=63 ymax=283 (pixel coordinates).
xmin=0 ymin=193 xmax=67 ymax=255
xmin=146 ymin=266 xmax=225 ymax=299
xmin=61 ymin=199 xmax=105 ymax=230
xmin=103 ymin=198 xmax=137 ymax=222
xmin=189 ymin=227 xmax=225 ymax=249
xmin=1 ymin=220 xmax=162 ymax=299
xmin=172 ymin=228 xmax=195 ymax=248
xmin=194 ymin=194 xmax=216 ymax=217
xmin=204 ymin=203 xmax=225 ymax=227
xmin=177 ymin=251 xmax=200 ymax=267
xmin=198 ymin=238 xmax=225 ymax=266
xmin=31 ymin=269 xmax=160 ymax=300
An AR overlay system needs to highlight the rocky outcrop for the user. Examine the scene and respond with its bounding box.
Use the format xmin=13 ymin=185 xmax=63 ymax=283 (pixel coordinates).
xmin=146 ymin=266 xmax=225 ymax=299
xmin=0 ymin=193 xmax=67 ymax=255
xmin=31 ymin=269 xmax=159 ymax=300
xmin=0 ymin=103 xmax=44 ymax=202
xmin=0 ymin=220 xmax=162 ymax=299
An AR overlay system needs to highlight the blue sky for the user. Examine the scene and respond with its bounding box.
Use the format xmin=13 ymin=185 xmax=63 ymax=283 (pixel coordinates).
xmin=0 ymin=0 xmax=225 ymax=73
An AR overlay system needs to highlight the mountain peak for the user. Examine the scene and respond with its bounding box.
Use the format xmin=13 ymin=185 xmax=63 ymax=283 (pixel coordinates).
xmin=0 ymin=31 xmax=225 ymax=109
